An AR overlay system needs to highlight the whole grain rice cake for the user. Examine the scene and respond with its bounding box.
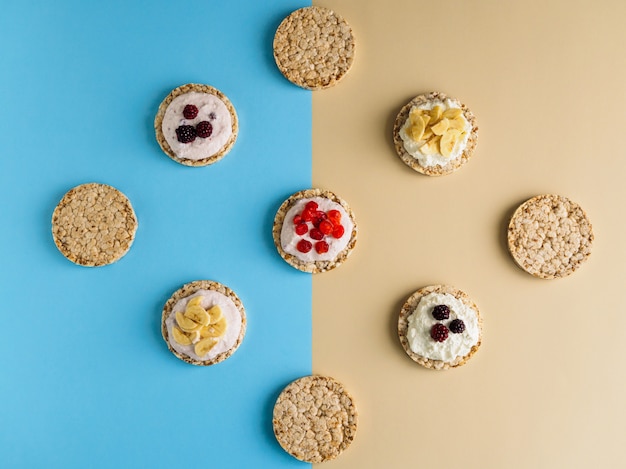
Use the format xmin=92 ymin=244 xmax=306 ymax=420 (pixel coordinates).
xmin=273 ymin=188 xmax=357 ymax=273
xmin=161 ymin=280 xmax=246 ymax=366
xmin=273 ymin=6 xmax=355 ymax=90
xmin=154 ymin=83 xmax=238 ymax=167
xmin=398 ymin=285 xmax=482 ymax=370
xmin=507 ymin=194 xmax=594 ymax=279
xmin=273 ymin=375 xmax=358 ymax=463
xmin=51 ymin=183 xmax=137 ymax=266
xmin=393 ymin=92 xmax=478 ymax=176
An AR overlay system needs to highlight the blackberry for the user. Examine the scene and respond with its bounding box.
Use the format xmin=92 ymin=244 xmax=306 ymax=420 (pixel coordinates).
xmin=430 ymin=323 xmax=449 ymax=342
xmin=183 ymin=104 xmax=199 ymax=120
xmin=449 ymin=319 xmax=465 ymax=334
xmin=175 ymin=125 xmax=197 ymax=143
xmin=196 ymin=121 xmax=213 ymax=138
xmin=432 ymin=304 xmax=450 ymax=321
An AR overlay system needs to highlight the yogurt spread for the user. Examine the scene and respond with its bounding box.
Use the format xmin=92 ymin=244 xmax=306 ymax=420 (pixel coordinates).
xmin=407 ymin=292 xmax=480 ymax=362
xmin=165 ymin=289 xmax=242 ymax=361
xmin=162 ymin=91 xmax=232 ymax=160
xmin=399 ymin=98 xmax=471 ymax=168
xmin=280 ymin=197 xmax=354 ymax=262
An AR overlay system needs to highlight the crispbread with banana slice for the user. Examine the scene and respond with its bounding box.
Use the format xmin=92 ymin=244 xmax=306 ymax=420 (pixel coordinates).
xmin=161 ymin=280 xmax=246 ymax=366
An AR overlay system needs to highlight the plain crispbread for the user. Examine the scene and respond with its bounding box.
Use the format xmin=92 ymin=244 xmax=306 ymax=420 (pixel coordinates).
xmin=273 ymin=6 xmax=355 ymax=90
xmin=393 ymin=92 xmax=478 ymax=176
xmin=51 ymin=183 xmax=137 ymax=267
xmin=272 ymin=188 xmax=357 ymax=273
xmin=154 ymin=83 xmax=238 ymax=167
xmin=161 ymin=280 xmax=246 ymax=366
xmin=507 ymin=194 xmax=594 ymax=279
xmin=272 ymin=375 xmax=358 ymax=463
xmin=398 ymin=285 xmax=482 ymax=370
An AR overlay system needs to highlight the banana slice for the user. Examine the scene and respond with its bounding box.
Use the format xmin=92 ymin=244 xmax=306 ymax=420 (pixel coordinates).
xmin=184 ymin=305 xmax=210 ymax=326
xmin=194 ymin=337 xmax=219 ymax=357
xmin=440 ymin=129 xmax=463 ymax=157
xmin=172 ymin=326 xmax=192 ymax=346
xmin=407 ymin=115 xmax=426 ymax=142
xmin=175 ymin=311 xmax=203 ymax=332
xmin=409 ymin=108 xmax=425 ymax=125
xmin=442 ymin=108 xmax=462 ymax=119
xmin=429 ymin=106 xmax=443 ymax=124
xmin=420 ymin=135 xmax=441 ymax=155
xmin=187 ymin=296 xmax=203 ymax=308
xmin=206 ymin=305 xmax=223 ymax=324
xmin=422 ymin=126 xmax=434 ymax=141
xmin=431 ymin=118 xmax=450 ymax=136
xmin=200 ymin=316 xmax=228 ymax=338
xmin=448 ymin=115 xmax=467 ymax=131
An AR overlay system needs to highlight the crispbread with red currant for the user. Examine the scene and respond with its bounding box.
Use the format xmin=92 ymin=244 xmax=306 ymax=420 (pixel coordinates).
xmin=154 ymin=83 xmax=238 ymax=167
xmin=398 ymin=285 xmax=482 ymax=370
xmin=393 ymin=92 xmax=478 ymax=176
xmin=273 ymin=188 xmax=357 ymax=273
xmin=507 ymin=194 xmax=594 ymax=279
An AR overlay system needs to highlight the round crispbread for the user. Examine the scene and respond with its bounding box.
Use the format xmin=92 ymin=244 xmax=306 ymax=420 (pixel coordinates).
xmin=273 ymin=375 xmax=358 ymax=463
xmin=273 ymin=6 xmax=355 ymax=90
xmin=154 ymin=83 xmax=238 ymax=167
xmin=398 ymin=285 xmax=482 ymax=370
xmin=393 ymin=91 xmax=478 ymax=176
xmin=272 ymin=188 xmax=357 ymax=273
xmin=507 ymin=194 xmax=594 ymax=279
xmin=161 ymin=280 xmax=246 ymax=366
xmin=51 ymin=183 xmax=137 ymax=267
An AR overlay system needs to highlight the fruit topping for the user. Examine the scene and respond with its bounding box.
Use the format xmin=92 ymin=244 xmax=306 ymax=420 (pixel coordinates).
xmin=309 ymin=228 xmax=324 ymax=241
xmin=196 ymin=121 xmax=213 ymax=138
xmin=432 ymin=305 xmax=450 ymax=321
xmin=449 ymin=319 xmax=466 ymax=334
xmin=171 ymin=297 xmax=228 ymax=357
xmin=319 ymin=220 xmax=333 ymax=235
xmin=297 ymin=239 xmax=313 ymax=253
xmin=332 ymin=225 xmax=345 ymax=239
xmin=293 ymin=215 xmax=303 ymax=225
xmin=295 ymin=223 xmax=308 ymax=236
xmin=183 ymin=104 xmax=199 ymax=120
xmin=305 ymin=201 xmax=319 ymax=211
xmin=315 ymin=241 xmax=329 ymax=254
xmin=404 ymin=105 xmax=468 ymax=158
xmin=327 ymin=210 xmax=341 ymax=224
xmin=176 ymin=125 xmax=197 ymax=143
xmin=430 ymin=323 xmax=449 ymax=342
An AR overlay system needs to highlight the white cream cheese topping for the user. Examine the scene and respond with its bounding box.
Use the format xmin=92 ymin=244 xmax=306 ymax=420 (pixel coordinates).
xmin=407 ymin=292 xmax=480 ymax=362
xmin=399 ymin=98 xmax=471 ymax=168
xmin=166 ymin=289 xmax=242 ymax=361
xmin=162 ymin=91 xmax=232 ymax=161
xmin=280 ymin=197 xmax=354 ymax=263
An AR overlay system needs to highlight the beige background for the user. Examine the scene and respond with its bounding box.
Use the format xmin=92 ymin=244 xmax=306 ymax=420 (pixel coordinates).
xmin=312 ymin=0 xmax=626 ymax=467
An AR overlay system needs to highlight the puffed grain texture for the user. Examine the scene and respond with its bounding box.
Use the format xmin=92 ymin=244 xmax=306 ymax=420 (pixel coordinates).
xmin=507 ymin=194 xmax=593 ymax=279
xmin=51 ymin=183 xmax=137 ymax=266
xmin=273 ymin=375 xmax=358 ymax=463
xmin=273 ymin=6 xmax=355 ymax=90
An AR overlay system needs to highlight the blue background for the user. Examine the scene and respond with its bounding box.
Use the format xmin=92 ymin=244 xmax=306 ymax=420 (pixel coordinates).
xmin=0 ymin=1 xmax=312 ymax=467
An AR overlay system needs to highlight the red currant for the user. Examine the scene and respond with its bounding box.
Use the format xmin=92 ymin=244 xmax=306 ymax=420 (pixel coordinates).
xmin=295 ymin=223 xmax=308 ymax=236
xmin=302 ymin=208 xmax=314 ymax=222
xmin=297 ymin=239 xmax=312 ymax=253
xmin=293 ymin=214 xmax=302 ymax=225
xmin=309 ymin=228 xmax=324 ymax=241
xmin=327 ymin=210 xmax=341 ymax=224
xmin=305 ymin=201 xmax=318 ymax=211
xmin=332 ymin=225 xmax=345 ymax=238
xmin=315 ymin=241 xmax=329 ymax=254
xmin=319 ymin=220 xmax=333 ymax=235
